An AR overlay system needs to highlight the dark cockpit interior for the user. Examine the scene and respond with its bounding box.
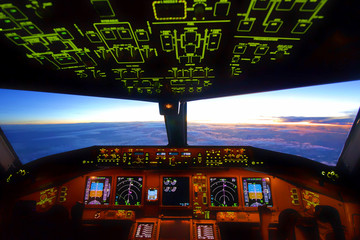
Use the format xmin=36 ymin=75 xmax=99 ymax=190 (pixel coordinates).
xmin=1 ymin=0 xmax=360 ymax=239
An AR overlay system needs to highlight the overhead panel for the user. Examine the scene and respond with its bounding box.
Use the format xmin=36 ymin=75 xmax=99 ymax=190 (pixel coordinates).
xmin=0 ymin=0 xmax=331 ymax=100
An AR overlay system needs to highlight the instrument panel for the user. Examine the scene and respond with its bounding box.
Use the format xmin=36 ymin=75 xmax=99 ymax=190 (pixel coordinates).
xmin=13 ymin=146 xmax=356 ymax=240
xmin=81 ymin=174 xmax=273 ymax=210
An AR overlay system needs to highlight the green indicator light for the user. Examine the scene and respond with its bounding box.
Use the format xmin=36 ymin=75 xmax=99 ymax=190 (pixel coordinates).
xmin=5 ymin=20 xmax=11 ymax=23
xmin=61 ymin=32 xmax=66 ymax=35
xmin=10 ymin=9 xmax=17 ymax=13
xmin=29 ymin=26 xmax=34 ymax=29
xmin=14 ymin=37 xmax=19 ymax=40
xmin=59 ymin=58 xmax=63 ymax=61
xmin=67 ymin=57 xmax=72 ymax=60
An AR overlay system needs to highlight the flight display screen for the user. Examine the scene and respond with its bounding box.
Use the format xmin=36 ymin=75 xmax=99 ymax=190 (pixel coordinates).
xmin=115 ymin=176 xmax=143 ymax=206
xmin=162 ymin=177 xmax=190 ymax=206
xmin=84 ymin=176 xmax=111 ymax=205
xmin=243 ymin=178 xmax=272 ymax=207
xmin=135 ymin=223 xmax=154 ymax=239
xmin=196 ymin=224 xmax=215 ymax=240
xmin=210 ymin=177 xmax=239 ymax=207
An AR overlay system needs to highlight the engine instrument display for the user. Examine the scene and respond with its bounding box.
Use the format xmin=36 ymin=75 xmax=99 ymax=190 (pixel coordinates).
xmin=135 ymin=223 xmax=154 ymax=239
xmin=162 ymin=177 xmax=190 ymax=206
xmin=115 ymin=176 xmax=143 ymax=206
xmin=196 ymin=224 xmax=215 ymax=240
xmin=243 ymin=178 xmax=272 ymax=207
xmin=210 ymin=177 xmax=239 ymax=207
xmin=84 ymin=176 xmax=111 ymax=205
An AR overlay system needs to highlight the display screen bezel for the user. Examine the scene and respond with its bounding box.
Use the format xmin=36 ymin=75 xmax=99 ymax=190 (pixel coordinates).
xmin=160 ymin=175 xmax=192 ymax=208
xmin=242 ymin=177 xmax=273 ymax=208
xmin=84 ymin=176 xmax=112 ymax=206
xmin=208 ymin=176 xmax=240 ymax=209
xmin=115 ymin=176 xmax=144 ymax=206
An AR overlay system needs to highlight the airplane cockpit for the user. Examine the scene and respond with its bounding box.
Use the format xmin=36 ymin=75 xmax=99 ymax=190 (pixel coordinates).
xmin=0 ymin=0 xmax=360 ymax=239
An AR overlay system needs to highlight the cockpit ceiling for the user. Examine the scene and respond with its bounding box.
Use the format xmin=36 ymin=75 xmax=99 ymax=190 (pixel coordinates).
xmin=0 ymin=0 xmax=359 ymax=102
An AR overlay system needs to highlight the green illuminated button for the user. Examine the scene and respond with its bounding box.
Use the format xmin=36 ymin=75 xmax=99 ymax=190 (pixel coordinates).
xmin=135 ymin=30 xmax=149 ymax=41
xmin=101 ymin=30 xmax=117 ymax=40
xmin=301 ymin=0 xmax=320 ymax=11
xmin=253 ymin=0 xmax=271 ymax=10
xmin=207 ymin=33 xmax=221 ymax=50
xmin=86 ymin=32 xmax=102 ymax=43
xmin=55 ymin=56 xmax=77 ymax=65
xmin=161 ymin=34 xmax=174 ymax=51
xmin=254 ymin=45 xmax=269 ymax=55
xmin=277 ymin=0 xmax=295 ymax=10
xmin=24 ymin=24 xmax=43 ymax=35
xmin=4 ymin=7 xmax=27 ymax=20
xmin=237 ymin=20 xmax=255 ymax=32
xmin=118 ymin=29 xmax=132 ymax=40
xmin=57 ymin=30 xmax=73 ymax=40
xmin=0 ymin=19 xmax=18 ymax=31
xmin=7 ymin=35 xmax=26 ymax=45
xmin=265 ymin=21 xmax=283 ymax=33
xmin=292 ymin=21 xmax=312 ymax=34
xmin=233 ymin=44 xmax=247 ymax=54
xmin=214 ymin=1 xmax=231 ymax=17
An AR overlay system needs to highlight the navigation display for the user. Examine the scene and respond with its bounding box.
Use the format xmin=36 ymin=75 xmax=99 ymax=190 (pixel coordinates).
xmin=243 ymin=178 xmax=272 ymax=207
xmin=135 ymin=223 xmax=154 ymax=239
xmin=162 ymin=177 xmax=190 ymax=206
xmin=115 ymin=176 xmax=143 ymax=206
xmin=84 ymin=176 xmax=111 ymax=205
xmin=196 ymin=224 xmax=215 ymax=240
xmin=210 ymin=177 xmax=239 ymax=207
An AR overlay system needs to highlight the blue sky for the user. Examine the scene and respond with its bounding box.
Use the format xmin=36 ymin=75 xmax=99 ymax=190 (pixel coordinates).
xmin=0 ymin=80 xmax=359 ymax=124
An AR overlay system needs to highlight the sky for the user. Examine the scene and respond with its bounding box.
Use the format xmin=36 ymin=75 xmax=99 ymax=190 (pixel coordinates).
xmin=0 ymin=80 xmax=359 ymax=125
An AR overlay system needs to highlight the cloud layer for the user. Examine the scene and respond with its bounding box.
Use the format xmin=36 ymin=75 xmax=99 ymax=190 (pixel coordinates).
xmin=2 ymin=120 xmax=352 ymax=166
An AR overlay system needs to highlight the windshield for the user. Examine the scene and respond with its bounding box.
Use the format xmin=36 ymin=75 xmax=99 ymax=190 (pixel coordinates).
xmin=0 ymin=91 xmax=167 ymax=164
xmin=1 ymin=80 xmax=360 ymax=166
xmin=188 ymin=80 xmax=360 ymax=166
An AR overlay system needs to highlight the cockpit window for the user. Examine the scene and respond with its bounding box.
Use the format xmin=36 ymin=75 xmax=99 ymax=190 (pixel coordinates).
xmin=188 ymin=80 xmax=360 ymax=166
xmin=0 ymin=89 xmax=167 ymax=164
